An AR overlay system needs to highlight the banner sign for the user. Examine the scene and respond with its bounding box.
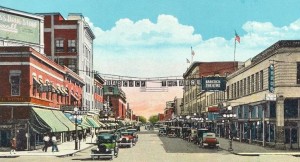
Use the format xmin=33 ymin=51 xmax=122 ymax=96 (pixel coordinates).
xmin=201 ymin=77 xmax=226 ymax=91
xmin=104 ymin=79 xmax=202 ymax=87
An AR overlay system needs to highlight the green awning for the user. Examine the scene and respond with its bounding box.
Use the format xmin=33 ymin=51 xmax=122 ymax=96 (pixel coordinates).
xmin=32 ymin=108 xmax=68 ymax=132
xmin=86 ymin=117 xmax=101 ymax=128
xmin=81 ymin=117 xmax=93 ymax=128
xmin=52 ymin=110 xmax=76 ymax=131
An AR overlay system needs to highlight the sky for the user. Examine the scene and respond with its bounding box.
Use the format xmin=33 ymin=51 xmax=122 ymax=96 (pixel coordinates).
xmin=2 ymin=0 xmax=300 ymax=119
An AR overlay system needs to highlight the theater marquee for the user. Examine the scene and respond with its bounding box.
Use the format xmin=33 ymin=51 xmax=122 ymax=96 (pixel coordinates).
xmin=201 ymin=77 xmax=226 ymax=91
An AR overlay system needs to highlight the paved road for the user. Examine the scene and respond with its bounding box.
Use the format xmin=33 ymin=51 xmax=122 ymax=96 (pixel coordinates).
xmin=2 ymin=129 xmax=300 ymax=162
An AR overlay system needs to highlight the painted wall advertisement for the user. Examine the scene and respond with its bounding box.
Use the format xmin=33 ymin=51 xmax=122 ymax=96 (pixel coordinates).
xmin=0 ymin=11 xmax=40 ymax=44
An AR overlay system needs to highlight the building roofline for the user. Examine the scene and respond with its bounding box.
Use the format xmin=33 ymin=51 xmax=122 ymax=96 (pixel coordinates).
xmin=0 ymin=5 xmax=44 ymax=20
xmin=183 ymin=61 xmax=238 ymax=78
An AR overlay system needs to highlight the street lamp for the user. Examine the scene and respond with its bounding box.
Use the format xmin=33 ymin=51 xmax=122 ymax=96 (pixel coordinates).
xmin=74 ymin=107 xmax=82 ymax=150
xmin=222 ymin=106 xmax=236 ymax=151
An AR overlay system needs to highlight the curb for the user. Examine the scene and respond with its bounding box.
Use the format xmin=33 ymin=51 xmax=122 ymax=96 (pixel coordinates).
xmin=56 ymin=144 xmax=94 ymax=157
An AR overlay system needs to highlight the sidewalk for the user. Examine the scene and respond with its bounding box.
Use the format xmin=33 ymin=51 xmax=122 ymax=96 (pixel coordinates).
xmin=0 ymin=136 xmax=95 ymax=158
xmin=217 ymin=137 xmax=300 ymax=156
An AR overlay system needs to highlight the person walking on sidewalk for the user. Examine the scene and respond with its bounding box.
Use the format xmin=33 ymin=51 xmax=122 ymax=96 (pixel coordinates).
xmin=42 ymin=134 xmax=50 ymax=152
xmin=51 ymin=134 xmax=59 ymax=152
xmin=10 ymin=137 xmax=16 ymax=154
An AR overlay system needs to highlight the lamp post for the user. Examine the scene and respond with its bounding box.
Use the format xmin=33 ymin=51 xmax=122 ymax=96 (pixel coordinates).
xmin=223 ymin=106 xmax=236 ymax=151
xmin=74 ymin=107 xmax=79 ymax=150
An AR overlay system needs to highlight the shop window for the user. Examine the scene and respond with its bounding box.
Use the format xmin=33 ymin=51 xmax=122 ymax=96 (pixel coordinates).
xmin=270 ymin=101 xmax=276 ymax=118
xmin=284 ymin=99 xmax=298 ymax=118
xmin=243 ymin=106 xmax=249 ymax=119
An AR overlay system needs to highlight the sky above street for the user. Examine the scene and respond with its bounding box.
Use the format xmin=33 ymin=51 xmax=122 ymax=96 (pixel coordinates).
xmin=2 ymin=0 xmax=300 ymax=119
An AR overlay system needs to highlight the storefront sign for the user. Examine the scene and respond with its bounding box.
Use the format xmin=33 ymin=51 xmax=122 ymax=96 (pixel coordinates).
xmin=0 ymin=97 xmax=29 ymax=102
xmin=208 ymin=107 xmax=219 ymax=112
xmin=201 ymin=77 xmax=226 ymax=91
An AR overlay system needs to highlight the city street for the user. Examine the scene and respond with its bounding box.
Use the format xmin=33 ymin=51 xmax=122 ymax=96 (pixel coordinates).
xmin=2 ymin=129 xmax=300 ymax=162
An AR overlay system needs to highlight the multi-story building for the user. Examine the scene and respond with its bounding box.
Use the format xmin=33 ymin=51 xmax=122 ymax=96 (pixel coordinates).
xmin=94 ymin=73 xmax=105 ymax=114
xmin=42 ymin=13 xmax=96 ymax=112
xmin=173 ymin=97 xmax=183 ymax=117
xmin=164 ymin=101 xmax=174 ymax=120
xmin=183 ymin=62 xmax=238 ymax=117
xmin=0 ymin=46 xmax=84 ymax=150
xmin=224 ymin=40 xmax=300 ymax=149
xmin=103 ymin=85 xmax=127 ymax=119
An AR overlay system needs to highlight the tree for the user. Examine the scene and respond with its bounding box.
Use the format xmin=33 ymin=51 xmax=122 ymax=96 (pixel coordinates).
xmin=138 ymin=116 xmax=147 ymax=123
xmin=148 ymin=115 xmax=159 ymax=124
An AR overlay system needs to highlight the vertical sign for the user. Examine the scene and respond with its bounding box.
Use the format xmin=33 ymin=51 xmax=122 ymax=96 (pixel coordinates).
xmin=268 ymin=64 xmax=275 ymax=93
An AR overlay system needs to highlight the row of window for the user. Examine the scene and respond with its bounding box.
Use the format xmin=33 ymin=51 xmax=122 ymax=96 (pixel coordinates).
xmin=55 ymin=39 xmax=77 ymax=52
xmin=227 ymin=70 xmax=264 ymax=100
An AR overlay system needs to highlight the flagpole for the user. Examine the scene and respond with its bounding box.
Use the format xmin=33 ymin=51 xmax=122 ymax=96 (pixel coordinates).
xmin=191 ymin=46 xmax=193 ymax=63
xmin=234 ymin=39 xmax=236 ymax=71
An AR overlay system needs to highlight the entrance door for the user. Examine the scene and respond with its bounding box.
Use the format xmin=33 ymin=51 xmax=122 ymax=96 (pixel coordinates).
xmin=0 ymin=131 xmax=11 ymax=147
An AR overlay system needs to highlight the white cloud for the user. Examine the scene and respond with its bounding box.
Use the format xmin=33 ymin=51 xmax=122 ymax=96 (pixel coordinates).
xmin=85 ymin=15 xmax=300 ymax=117
xmin=86 ymin=15 xmax=300 ymax=78
xmin=86 ymin=15 xmax=202 ymax=48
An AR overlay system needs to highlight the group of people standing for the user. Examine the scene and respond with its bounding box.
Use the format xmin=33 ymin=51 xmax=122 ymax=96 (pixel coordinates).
xmin=42 ymin=134 xmax=59 ymax=152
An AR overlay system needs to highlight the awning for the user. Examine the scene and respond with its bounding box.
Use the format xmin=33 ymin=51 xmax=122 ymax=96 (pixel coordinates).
xmin=71 ymin=93 xmax=79 ymax=101
xmin=33 ymin=77 xmax=41 ymax=85
xmin=98 ymin=121 xmax=106 ymax=127
xmin=86 ymin=117 xmax=101 ymax=128
xmin=52 ymin=110 xmax=76 ymax=131
xmin=32 ymin=107 xmax=68 ymax=132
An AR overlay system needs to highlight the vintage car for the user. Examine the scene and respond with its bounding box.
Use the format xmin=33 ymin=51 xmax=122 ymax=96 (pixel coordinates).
xmin=118 ymin=132 xmax=134 ymax=148
xmin=167 ymin=127 xmax=179 ymax=138
xmin=198 ymin=131 xmax=220 ymax=149
xmin=127 ymin=128 xmax=139 ymax=142
xmin=90 ymin=133 xmax=119 ymax=160
xmin=158 ymin=127 xmax=167 ymax=136
xmin=188 ymin=128 xmax=198 ymax=143
xmin=181 ymin=127 xmax=191 ymax=140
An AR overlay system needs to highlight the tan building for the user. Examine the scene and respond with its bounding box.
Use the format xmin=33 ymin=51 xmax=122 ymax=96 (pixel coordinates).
xmin=224 ymin=40 xmax=300 ymax=149
xmin=182 ymin=62 xmax=238 ymax=119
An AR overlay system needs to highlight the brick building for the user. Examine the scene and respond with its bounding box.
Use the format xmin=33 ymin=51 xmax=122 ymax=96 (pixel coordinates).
xmin=42 ymin=13 xmax=96 ymax=112
xmin=103 ymin=85 xmax=127 ymax=119
xmin=0 ymin=46 xmax=84 ymax=150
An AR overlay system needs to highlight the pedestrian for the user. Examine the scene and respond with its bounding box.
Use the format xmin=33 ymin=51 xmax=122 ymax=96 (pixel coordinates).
xmin=83 ymin=132 xmax=86 ymax=142
xmin=51 ymin=134 xmax=59 ymax=152
xmin=42 ymin=134 xmax=50 ymax=152
xmin=10 ymin=137 xmax=16 ymax=154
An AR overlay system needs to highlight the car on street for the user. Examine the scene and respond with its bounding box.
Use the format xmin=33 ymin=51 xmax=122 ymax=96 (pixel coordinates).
xmin=90 ymin=133 xmax=119 ymax=160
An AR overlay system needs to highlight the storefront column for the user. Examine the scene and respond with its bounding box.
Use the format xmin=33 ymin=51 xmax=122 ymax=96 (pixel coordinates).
xmin=239 ymin=123 xmax=242 ymax=142
xmin=275 ymin=95 xmax=285 ymax=149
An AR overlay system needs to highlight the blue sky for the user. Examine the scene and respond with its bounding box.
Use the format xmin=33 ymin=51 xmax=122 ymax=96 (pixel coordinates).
xmin=2 ymin=0 xmax=300 ymax=117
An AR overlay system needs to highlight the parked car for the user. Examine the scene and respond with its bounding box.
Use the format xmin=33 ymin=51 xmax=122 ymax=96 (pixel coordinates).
xmin=90 ymin=133 xmax=118 ymax=160
xmin=158 ymin=127 xmax=167 ymax=136
xmin=127 ymin=129 xmax=138 ymax=142
xmin=199 ymin=132 xmax=220 ymax=149
xmin=118 ymin=132 xmax=134 ymax=148
xmin=188 ymin=128 xmax=198 ymax=143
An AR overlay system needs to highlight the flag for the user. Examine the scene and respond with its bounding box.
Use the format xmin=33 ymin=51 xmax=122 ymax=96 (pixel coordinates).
xmin=235 ymin=30 xmax=240 ymax=43
xmin=186 ymin=58 xmax=190 ymax=63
